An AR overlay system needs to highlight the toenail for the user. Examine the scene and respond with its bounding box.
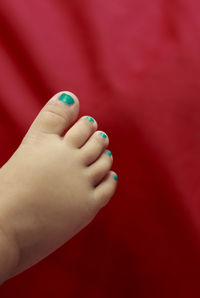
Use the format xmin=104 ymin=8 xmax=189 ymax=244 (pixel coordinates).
xmin=106 ymin=150 xmax=112 ymax=157
xmin=113 ymin=173 xmax=118 ymax=181
xmin=100 ymin=132 xmax=107 ymax=139
xmin=59 ymin=93 xmax=75 ymax=105
xmin=86 ymin=116 xmax=95 ymax=123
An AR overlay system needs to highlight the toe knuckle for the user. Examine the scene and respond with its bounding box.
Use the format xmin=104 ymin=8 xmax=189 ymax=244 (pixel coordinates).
xmin=44 ymin=105 xmax=69 ymax=121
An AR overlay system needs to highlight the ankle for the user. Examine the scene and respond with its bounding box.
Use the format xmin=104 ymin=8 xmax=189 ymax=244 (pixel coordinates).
xmin=0 ymin=223 xmax=21 ymax=285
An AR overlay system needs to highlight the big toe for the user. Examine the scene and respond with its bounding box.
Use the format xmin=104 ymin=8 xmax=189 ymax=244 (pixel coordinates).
xmin=28 ymin=91 xmax=80 ymax=136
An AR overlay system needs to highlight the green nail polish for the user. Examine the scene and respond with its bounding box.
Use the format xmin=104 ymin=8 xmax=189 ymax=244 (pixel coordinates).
xmin=113 ymin=173 xmax=118 ymax=181
xmin=106 ymin=150 xmax=112 ymax=157
xmin=86 ymin=116 xmax=95 ymax=123
xmin=59 ymin=93 xmax=75 ymax=105
xmin=100 ymin=132 xmax=107 ymax=139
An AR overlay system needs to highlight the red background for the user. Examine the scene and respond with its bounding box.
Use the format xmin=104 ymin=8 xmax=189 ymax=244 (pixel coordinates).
xmin=1 ymin=0 xmax=200 ymax=297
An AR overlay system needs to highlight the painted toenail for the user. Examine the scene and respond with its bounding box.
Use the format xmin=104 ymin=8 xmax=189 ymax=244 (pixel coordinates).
xmin=100 ymin=132 xmax=107 ymax=139
xmin=106 ymin=150 xmax=112 ymax=157
xmin=59 ymin=93 xmax=75 ymax=105
xmin=86 ymin=116 xmax=95 ymax=123
xmin=113 ymin=173 xmax=118 ymax=181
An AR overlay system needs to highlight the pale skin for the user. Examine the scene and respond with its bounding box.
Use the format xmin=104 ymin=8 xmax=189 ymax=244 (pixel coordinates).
xmin=0 ymin=91 xmax=117 ymax=285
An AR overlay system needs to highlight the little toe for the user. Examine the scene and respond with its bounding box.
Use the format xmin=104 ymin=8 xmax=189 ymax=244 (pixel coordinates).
xmin=28 ymin=91 xmax=79 ymax=136
xmin=93 ymin=171 xmax=118 ymax=208
xmin=88 ymin=150 xmax=113 ymax=186
xmin=80 ymin=131 xmax=109 ymax=165
xmin=64 ymin=116 xmax=97 ymax=148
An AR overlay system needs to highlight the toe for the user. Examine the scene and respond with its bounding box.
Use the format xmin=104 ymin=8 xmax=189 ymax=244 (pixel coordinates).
xmin=64 ymin=116 xmax=97 ymax=148
xmin=93 ymin=171 xmax=118 ymax=208
xmin=29 ymin=91 xmax=80 ymax=135
xmin=80 ymin=130 xmax=109 ymax=165
xmin=88 ymin=150 xmax=113 ymax=186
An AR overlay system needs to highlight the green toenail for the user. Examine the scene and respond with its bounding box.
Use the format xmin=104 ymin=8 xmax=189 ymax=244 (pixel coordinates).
xmin=100 ymin=132 xmax=107 ymax=139
xmin=86 ymin=116 xmax=95 ymax=123
xmin=106 ymin=150 xmax=112 ymax=157
xmin=59 ymin=93 xmax=75 ymax=105
xmin=113 ymin=173 xmax=118 ymax=181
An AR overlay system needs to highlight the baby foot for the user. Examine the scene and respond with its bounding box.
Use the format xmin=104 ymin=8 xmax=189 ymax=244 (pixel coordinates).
xmin=0 ymin=91 xmax=117 ymax=281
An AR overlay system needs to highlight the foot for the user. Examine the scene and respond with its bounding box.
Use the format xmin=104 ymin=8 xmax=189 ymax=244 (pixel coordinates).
xmin=0 ymin=91 xmax=117 ymax=281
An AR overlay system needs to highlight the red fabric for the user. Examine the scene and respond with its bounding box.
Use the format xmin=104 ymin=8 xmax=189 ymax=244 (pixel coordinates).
xmin=1 ymin=0 xmax=200 ymax=297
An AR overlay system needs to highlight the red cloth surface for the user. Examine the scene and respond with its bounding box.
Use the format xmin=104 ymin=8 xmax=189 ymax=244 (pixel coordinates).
xmin=1 ymin=0 xmax=200 ymax=297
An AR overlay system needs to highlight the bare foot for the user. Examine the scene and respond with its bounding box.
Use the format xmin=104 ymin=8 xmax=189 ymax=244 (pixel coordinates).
xmin=0 ymin=91 xmax=117 ymax=283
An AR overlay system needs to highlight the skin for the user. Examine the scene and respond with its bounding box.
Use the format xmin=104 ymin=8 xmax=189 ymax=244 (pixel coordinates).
xmin=0 ymin=91 xmax=117 ymax=284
